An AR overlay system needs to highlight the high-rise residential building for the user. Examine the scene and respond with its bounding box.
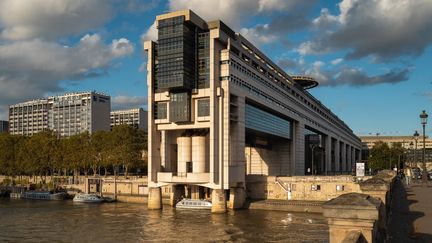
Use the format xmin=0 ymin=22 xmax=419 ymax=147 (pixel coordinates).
xmin=0 ymin=120 xmax=9 ymax=133
xmin=48 ymin=92 xmax=111 ymax=137
xmin=144 ymin=10 xmax=362 ymax=212
xmin=8 ymin=91 xmax=110 ymax=137
xmin=9 ymin=99 xmax=49 ymax=136
xmin=110 ymin=108 xmax=148 ymax=131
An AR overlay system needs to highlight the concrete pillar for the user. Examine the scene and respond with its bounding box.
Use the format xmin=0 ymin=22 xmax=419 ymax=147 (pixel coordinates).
xmin=293 ymin=121 xmax=305 ymax=175
xmin=347 ymin=145 xmax=350 ymax=172
xmin=323 ymin=193 xmax=383 ymax=243
xmin=211 ymin=189 xmax=227 ymax=213
xmin=177 ymin=136 xmax=192 ymax=173
xmin=148 ymin=187 xmax=162 ymax=210
xmin=341 ymin=142 xmax=346 ymax=172
xmin=192 ymin=136 xmax=206 ymax=173
xmin=325 ymin=135 xmax=331 ymax=175
xmin=228 ymin=187 xmax=246 ymax=210
xmin=335 ymin=140 xmax=340 ymax=172
xmin=191 ymin=186 xmax=200 ymax=199
xmin=170 ymin=185 xmax=184 ymax=207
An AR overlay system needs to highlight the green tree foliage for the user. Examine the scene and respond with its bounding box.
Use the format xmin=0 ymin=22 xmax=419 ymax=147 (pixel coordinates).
xmin=369 ymin=141 xmax=405 ymax=170
xmin=0 ymin=127 xmax=148 ymax=177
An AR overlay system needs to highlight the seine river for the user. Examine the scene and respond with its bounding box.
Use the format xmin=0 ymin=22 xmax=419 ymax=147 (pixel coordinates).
xmin=0 ymin=198 xmax=328 ymax=242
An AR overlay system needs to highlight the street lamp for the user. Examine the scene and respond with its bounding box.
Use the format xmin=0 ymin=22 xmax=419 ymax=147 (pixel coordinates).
xmin=420 ymin=110 xmax=428 ymax=184
xmin=310 ymin=144 xmax=321 ymax=176
xmin=414 ymin=130 xmax=419 ymax=166
xmin=409 ymin=141 xmax=414 ymax=166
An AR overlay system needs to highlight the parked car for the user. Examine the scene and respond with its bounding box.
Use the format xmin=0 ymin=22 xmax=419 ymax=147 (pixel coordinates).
xmin=412 ymin=167 xmax=422 ymax=179
xmin=428 ymin=171 xmax=432 ymax=181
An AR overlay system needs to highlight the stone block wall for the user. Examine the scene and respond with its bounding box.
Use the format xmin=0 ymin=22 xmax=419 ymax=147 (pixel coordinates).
xmin=246 ymin=175 xmax=370 ymax=201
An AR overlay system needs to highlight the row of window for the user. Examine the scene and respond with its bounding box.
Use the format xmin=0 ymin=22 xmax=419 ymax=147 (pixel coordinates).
xmin=228 ymin=57 xmax=353 ymax=137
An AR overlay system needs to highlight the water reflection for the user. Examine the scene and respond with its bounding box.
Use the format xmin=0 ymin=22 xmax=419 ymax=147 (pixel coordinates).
xmin=0 ymin=199 xmax=328 ymax=242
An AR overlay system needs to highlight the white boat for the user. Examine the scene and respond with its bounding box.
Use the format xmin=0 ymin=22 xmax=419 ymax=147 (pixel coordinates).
xmin=21 ymin=191 xmax=65 ymax=200
xmin=176 ymin=198 xmax=212 ymax=209
xmin=73 ymin=193 xmax=104 ymax=203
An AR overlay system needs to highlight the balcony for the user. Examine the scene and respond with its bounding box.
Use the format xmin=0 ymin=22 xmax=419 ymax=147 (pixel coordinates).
xmin=157 ymin=172 xmax=210 ymax=184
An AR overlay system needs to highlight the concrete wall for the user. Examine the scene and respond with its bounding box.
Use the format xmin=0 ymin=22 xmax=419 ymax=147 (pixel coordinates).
xmin=246 ymin=175 xmax=370 ymax=201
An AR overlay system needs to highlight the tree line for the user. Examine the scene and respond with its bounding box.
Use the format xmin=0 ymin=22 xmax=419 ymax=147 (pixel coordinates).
xmin=0 ymin=125 xmax=147 ymax=182
xmin=368 ymin=141 xmax=405 ymax=171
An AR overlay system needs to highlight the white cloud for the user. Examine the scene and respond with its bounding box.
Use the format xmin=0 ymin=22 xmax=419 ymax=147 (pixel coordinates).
xmin=141 ymin=21 xmax=157 ymax=42
xmin=0 ymin=0 xmax=112 ymax=40
xmin=139 ymin=0 xmax=315 ymax=47
xmin=112 ymin=95 xmax=147 ymax=110
xmin=300 ymin=0 xmax=432 ymax=61
xmin=331 ymin=58 xmax=343 ymax=65
xmin=0 ymin=34 xmax=134 ymax=119
xmin=240 ymin=25 xmax=278 ymax=46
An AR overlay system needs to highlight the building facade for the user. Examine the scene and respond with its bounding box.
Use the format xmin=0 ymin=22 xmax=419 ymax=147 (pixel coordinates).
xmin=110 ymin=108 xmax=148 ymax=131
xmin=144 ymin=10 xmax=362 ymax=212
xmin=359 ymin=135 xmax=432 ymax=150
xmin=9 ymin=91 xmax=110 ymax=137
xmin=0 ymin=120 xmax=9 ymax=133
xmin=9 ymin=99 xmax=49 ymax=136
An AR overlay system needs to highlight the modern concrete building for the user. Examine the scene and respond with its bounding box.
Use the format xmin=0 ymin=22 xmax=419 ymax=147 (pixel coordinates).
xmin=9 ymin=99 xmax=49 ymax=136
xmin=359 ymin=135 xmax=432 ymax=150
xmin=144 ymin=10 xmax=362 ymax=212
xmin=0 ymin=120 xmax=9 ymax=133
xmin=9 ymin=91 xmax=110 ymax=137
xmin=110 ymin=108 xmax=148 ymax=131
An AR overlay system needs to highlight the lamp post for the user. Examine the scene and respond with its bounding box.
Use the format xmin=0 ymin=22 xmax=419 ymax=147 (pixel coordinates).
xmin=409 ymin=141 xmax=414 ymax=167
xmin=414 ymin=131 xmax=419 ymax=166
xmin=310 ymin=144 xmax=320 ymax=176
xmin=420 ymin=110 xmax=428 ymax=185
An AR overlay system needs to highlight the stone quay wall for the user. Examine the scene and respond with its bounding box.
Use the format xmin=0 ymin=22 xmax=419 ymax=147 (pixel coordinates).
xmin=322 ymin=170 xmax=397 ymax=243
xmin=246 ymin=175 xmax=372 ymax=201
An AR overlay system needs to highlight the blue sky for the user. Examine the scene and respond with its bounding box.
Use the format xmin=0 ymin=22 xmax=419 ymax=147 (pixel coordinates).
xmin=0 ymin=0 xmax=431 ymax=137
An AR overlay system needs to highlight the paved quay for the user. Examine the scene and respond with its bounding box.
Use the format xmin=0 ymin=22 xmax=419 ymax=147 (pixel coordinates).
xmin=388 ymin=179 xmax=432 ymax=242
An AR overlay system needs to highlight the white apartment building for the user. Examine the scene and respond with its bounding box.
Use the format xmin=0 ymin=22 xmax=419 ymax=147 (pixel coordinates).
xmin=9 ymin=99 xmax=49 ymax=136
xmin=110 ymin=108 xmax=148 ymax=131
xmin=9 ymin=91 xmax=110 ymax=137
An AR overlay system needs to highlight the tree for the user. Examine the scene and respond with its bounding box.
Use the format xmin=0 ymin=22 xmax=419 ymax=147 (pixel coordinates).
xmin=369 ymin=141 xmax=405 ymax=171
xmin=110 ymin=125 xmax=146 ymax=177
xmin=90 ymin=130 xmax=110 ymax=176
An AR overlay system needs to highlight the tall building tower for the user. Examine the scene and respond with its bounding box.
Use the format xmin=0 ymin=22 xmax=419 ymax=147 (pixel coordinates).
xmin=9 ymin=99 xmax=49 ymax=136
xmin=9 ymin=91 xmax=110 ymax=137
xmin=144 ymin=10 xmax=361 ymax=212
xmin=110 ymin=108 xmax=148 ymax=131
xmin=48 ymin=92 xmax=110 ymax=137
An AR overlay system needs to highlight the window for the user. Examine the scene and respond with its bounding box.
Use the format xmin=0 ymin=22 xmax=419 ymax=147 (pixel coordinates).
xmin=197 ymin=99 xmax=210 ymax=117
xmin=154 ymin=103 xmax=167 ymax=119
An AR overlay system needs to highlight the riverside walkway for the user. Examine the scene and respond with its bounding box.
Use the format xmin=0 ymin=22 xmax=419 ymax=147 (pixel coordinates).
xmin=388 ymin=179 xmax=432 ymax=242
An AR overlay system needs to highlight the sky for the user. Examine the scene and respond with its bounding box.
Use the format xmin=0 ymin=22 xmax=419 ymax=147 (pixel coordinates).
xmin=0 ymin=0 xmax=431 ymax=137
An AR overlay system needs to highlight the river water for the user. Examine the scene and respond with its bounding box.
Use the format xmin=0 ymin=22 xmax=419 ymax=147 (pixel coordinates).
xmin=0 ymin=198 xmax=329 ymax=242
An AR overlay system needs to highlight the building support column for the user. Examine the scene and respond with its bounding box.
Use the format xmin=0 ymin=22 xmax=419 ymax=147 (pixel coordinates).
xmin=148 ymin=187 xmax=162 ymax=210
xmin=191 ymin=185 xmax=200 ymax=199
xmin=211 ymin=189 xmax=227 ymax=213
xmin=228 ymin=187 xmax=246 ymax=210
xmin=170 ymin=185 xmax=184 ymax=207
xmin=335 ymin=139 xmax=340 ymax=172
xmin=341 ymin=142 xmax=346 ymax=172
xmin=325 ymin=135 xmax=331 ymax=175
xmin=293 ymin=121 xmax=305 ymax=175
